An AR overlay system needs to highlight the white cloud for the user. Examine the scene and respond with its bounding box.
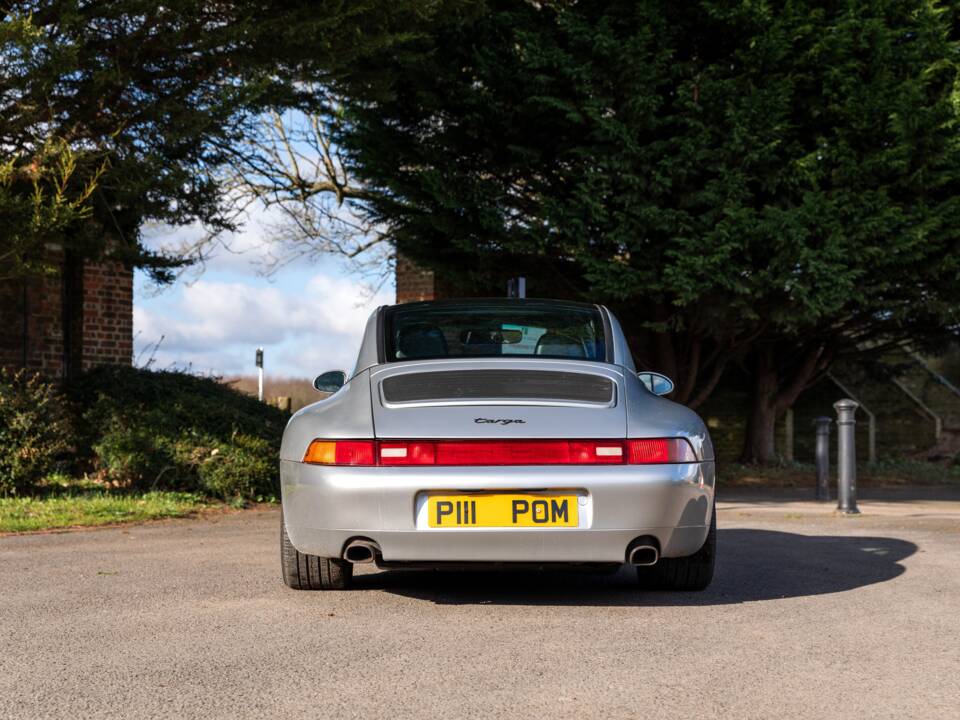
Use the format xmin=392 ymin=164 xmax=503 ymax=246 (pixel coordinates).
xmin=141 ymin=218 xmax=289 ymax=280
xmin=135 ymin=200 xmax=395 ymax=378
xmin=134 ymin=273 xmax=392 ymax=377
xmin=141 ymin=202 xmax=385 ymax=283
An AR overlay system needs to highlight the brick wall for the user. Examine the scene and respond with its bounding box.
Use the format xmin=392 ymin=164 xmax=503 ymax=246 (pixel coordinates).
xmin=80 ymin=260 xmax=133 ymax=369
xmin=25 ymin=270 xmax=66 ymax=375
xmin=0 ymin=251 xmax=65 ymax=376
xmin=395 ymin=254 xmax=438 ymax=304
xmin=0 ymin=253 xmax=132 ymax=378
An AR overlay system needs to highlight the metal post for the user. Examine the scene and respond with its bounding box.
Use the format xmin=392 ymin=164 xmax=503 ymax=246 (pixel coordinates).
xmin=255 ymin=346 xmax=264 ymax=402
xmin=834 ymin=399 xmax=860 ymax=515
xmin=507 ymin=277 xmax=526 ymax=298
xmin=813 ymin=417 xmax=831 ymax=501
xmin=825 ymin=372 xmax=877 ymax=463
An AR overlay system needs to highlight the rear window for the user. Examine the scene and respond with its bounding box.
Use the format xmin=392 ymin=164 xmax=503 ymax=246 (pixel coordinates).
xmin=383 ymin=301 xmax=607 ymax=362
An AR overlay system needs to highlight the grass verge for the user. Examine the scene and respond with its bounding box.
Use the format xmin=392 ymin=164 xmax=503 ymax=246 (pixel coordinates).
xmin=0 ymin=489 xmax=214 ymax=533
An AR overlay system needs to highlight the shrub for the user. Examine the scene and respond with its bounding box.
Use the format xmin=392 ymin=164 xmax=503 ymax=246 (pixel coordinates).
xmin=195 ymin=433 xmax=277 ymax=500
xmin=92 ymin=415 xmax=176 ymax=488
xmin=0 ymin=370 xmax=72 ymax=495
xmin=69 ymin=366 xmax=285 ymax=500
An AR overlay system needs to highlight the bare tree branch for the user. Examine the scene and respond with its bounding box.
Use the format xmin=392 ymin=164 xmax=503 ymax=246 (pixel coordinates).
xmin=177 ymin=93 xmax=391 ymax=281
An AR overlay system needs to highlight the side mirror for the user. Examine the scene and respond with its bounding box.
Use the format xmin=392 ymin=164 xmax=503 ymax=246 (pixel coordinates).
xmin=314 ymin=370 xmax=347 ymax=394
xmin=637 ymin=371 xmax=675 ymax=397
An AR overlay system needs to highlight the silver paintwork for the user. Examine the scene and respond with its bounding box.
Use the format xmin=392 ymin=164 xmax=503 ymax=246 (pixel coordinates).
xmin=280 ymin=369 xmax=376 ymax=461
xmin=351 ymin=308 xmax=380 ymax=378
xmin=281 ymin=460 xmax=714 ymax=561
xmin=624 ymin=371 xmax=714 ymax=461
xmin=281 ymin=302 xmax=716 ymax=564
xmin=603 ymin=307 xmax=636 ymax=372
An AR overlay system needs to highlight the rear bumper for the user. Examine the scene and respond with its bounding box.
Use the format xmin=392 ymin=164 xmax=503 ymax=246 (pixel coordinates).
xmin=280 ymin=460 xmax=715 ymax=563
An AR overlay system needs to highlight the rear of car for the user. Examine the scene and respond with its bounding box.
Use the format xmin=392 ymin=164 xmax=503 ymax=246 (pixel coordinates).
xmin=279 ymin=299 xmax=716 ymax=590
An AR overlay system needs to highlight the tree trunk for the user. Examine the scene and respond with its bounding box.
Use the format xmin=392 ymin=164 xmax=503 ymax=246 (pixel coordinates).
xmin=739 ymin=343 xmax=827 ymax=465
xmin=741 ymin=398 xmax=779 ymax=464
xmin=62 ymin=251 xmax=84 ymax=381
xmin=740 ymin=347 xmax=780 ymax=464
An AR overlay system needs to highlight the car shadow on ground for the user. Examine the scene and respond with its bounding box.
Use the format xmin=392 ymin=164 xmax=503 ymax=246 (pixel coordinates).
xmin=353 ymin=529 xmax=917 ymax=606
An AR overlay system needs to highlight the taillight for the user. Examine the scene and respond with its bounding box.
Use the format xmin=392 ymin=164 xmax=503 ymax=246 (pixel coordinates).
xmin=303 ymin=438 xmax=696 ymax=466
xmin=627 ymin=438 xmax=696 ymax=463
xmin=302 ymin=440 xmax=375 ymax=466
xmin=378 ymin=442 xmax=437 ymax=465
xmin=380 ymin=440 xmax=626 ymax=466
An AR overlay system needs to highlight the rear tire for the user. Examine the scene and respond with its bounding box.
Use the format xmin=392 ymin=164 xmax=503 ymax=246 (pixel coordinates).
xmin=636 ymin=504 xmax=716 ymax=591
xmin=280 ymin=511 xmax=352 ymax=590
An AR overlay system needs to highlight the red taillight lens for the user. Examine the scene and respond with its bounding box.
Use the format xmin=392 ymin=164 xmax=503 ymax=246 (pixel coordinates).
xmin=378 ymin=442 xmax=436 ymax=466
xmin=303 ymin=440 xmax=375 ymax=466
xmin=627 ymin=438 xmax=669 ymax=463
xmin=304 ymin=438 xmax=695 ymax=466
xmin=431 ymin=440 xmax=625 ymax=466
xmin=437 ymin=441 xmax=557 ymax=466
xmin=376 ymin=440 xmax=625 ymax=466
xmin=335 ymin=441 xmax=376 ymax=466
xmin=627 ymin=438 xmax=696 ymax=463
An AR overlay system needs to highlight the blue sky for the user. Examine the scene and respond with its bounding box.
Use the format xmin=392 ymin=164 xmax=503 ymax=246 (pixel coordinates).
xmin=134 ymin=220 xmax=394 ymax=379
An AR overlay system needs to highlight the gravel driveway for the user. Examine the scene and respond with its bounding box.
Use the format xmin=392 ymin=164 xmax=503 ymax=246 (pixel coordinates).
xmin=2 ymin=490 xmax=958 ymax=719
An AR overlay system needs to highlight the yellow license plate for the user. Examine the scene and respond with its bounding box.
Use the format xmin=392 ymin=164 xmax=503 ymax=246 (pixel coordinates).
xmin=427 ymin=493 xmax=579 ymax=528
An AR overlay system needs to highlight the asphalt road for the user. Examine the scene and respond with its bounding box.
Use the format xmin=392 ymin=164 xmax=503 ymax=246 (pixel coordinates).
xmin=2 ymin=490 xmax=959 ymax=720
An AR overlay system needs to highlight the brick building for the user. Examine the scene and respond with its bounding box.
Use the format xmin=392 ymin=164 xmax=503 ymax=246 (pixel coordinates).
xmin=394 ymin=255 xmax=438 ymax=304
xmin=395 ymin=254 xmax=461 ymax=304
xmin=395 ymin=255 xmax=539 ymax=303
xmin=0 ymin=249 xmax=133 ymax=379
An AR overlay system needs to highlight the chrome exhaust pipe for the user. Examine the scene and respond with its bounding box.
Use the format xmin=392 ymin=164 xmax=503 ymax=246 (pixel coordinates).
xmin=343 ymin=539 xmax=380 ymax=564
xmin=627 ymin=539 xmax=659 ymax=567
xmin=629 ymin=545 xmax=659 ymax=566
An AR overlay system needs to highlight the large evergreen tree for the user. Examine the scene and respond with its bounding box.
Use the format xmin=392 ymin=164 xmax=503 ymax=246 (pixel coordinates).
xmin=0 ymin=0 xmax=468 ymax=281
xmin=336 ymin=0 xmax=960 ymax=463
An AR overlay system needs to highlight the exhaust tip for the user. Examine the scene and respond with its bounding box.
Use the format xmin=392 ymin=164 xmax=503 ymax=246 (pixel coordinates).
xmin=626 ymin=537 xmax=660 ymax=566
xmin=343 ymin=539 xmax=380 ymax=564
xmin=629 ymin=546 xmax=659 ymax=566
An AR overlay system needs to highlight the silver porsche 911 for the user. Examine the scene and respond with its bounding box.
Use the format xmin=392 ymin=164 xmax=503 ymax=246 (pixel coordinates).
xmin=279 ymin=299 xmax=716 ymax=591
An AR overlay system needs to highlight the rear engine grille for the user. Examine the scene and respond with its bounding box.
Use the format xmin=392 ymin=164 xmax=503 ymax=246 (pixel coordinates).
xmin=380 ymin=369 xmax=615 ymax=405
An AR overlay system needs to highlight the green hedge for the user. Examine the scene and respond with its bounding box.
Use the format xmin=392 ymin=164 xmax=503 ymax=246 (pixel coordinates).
xmin=0 ymin=369 xmax=73 ymax=495
xmin=0 ymin=366 xmax=286 ymax=500
xmin=69 ymin=366 xmax=286 ymax=500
